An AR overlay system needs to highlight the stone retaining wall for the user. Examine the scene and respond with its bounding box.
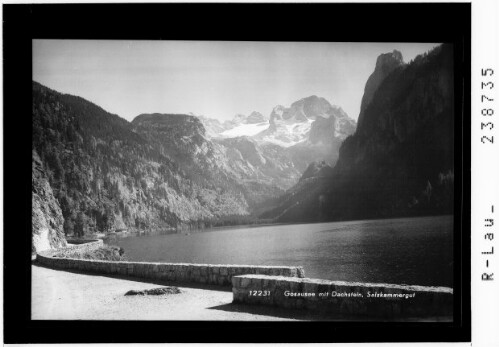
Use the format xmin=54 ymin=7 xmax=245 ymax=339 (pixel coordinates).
xmin=232 ymin=275 xmax=453 ymax=319
xmin=67 ymin=239 xmax=104 ymax=246
xmin=66 ymin=238 xmax=104 ymax=249
xmin=36 ymin=242 xmax=304 ymax=287
xmin=34 ymin=239 xmax=104 ymax=259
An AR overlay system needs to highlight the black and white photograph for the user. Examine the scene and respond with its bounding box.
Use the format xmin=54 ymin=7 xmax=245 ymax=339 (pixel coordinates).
xmin=30 ymin=38 xmax=456 ymax=321
xmin=2 ymin=1 xmax=480 ymax=344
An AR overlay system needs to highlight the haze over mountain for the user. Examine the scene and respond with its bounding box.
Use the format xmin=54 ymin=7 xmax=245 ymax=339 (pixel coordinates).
xmin=199 ymin=95 xmax=356 ymax=171
xmin=262 ymin=44 xmax=454 ymax=222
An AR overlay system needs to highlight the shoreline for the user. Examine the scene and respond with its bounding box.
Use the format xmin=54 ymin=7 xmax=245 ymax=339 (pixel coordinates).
xmin=82 ymin=214 xmax=454 ymax=241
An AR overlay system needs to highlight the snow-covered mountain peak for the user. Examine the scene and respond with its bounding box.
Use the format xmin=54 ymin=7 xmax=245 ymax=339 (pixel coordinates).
xmin=196 ymin=96 xmax=355 ymax=153
xmin=246 ymin=111 xmax=267 ymax=124
xmin=220 ymin=121 xmax=269 ymax=138
xmin=271 ymin=105 xmax=286 ymax=119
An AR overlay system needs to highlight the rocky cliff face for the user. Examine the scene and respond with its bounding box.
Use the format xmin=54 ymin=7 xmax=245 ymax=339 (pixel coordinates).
xmin=258 ymin=96 xmax=355 ymax=147
xmin=254 ymin=96 xmax=357 ymax=172
xmin=246 ymin=111 xmax=267 ymax=124
xmin=261 ymin=44 xmax=454 ymax=222
xmin=132 ymin=113 xmax=299 ymax=208
xmin=196 ymin=115 xmax=226 ymax=138
xmin=32 ymin=151 xmax=67 ymax=252
xmin=217 ymin=136 xmax=300 ymax=190
xmin=357 ymin=50 xmax=404 ymax=128
xmin=198 ymin=96 xmax=356 ymax=173
xmin=299 ymin=161 xmax=334 ymax=182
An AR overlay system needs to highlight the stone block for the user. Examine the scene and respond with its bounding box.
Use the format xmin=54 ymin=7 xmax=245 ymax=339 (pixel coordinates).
xmin=317 ymin=283 xmax=331 ymax=296
xmin=289 ymin=279 xmax=303 ymax=292
xmin=277 ymin=279 xmax=292 ymax=292
xmin=233 ymin=293 xmax=245 ymax=303
xmin=283 ymin=299 xmax=294 ymax=309
xmin=240 ymin=277 xmax=252 ymax=288
xmin=231 ymin=276 xmax=241 ymax=287
xmin=270 ymin=268 xmax=281 ymax=276
xmin=263 ymin=278 xmax=277 ymax=290
xmin=250 ymin=277 xmax=263 ymax=288
xmin=200 ymin=266 xmax=208 ymax=276
xmin=304 ymin=282 xmax=318 ymax=295
xmin=206 ymin=274 xmax=214 ymax=284
xmin=295 ymin=299 xmax=305 ymax=309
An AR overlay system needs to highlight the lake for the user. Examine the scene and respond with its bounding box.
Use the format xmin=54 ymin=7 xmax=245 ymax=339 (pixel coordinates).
xmin=105 ymin=215 xmax=454 ymax=287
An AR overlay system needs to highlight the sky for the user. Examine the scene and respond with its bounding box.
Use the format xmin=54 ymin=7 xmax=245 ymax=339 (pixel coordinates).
xmin=33 ymin=40 xmax=439 ymax=122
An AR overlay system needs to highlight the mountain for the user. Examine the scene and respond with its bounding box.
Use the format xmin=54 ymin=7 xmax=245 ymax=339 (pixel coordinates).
xmin=281 ymin=97 xmax=356 ymax=172
xmin=131 ymin=112 xmax=300 ymax=204
xmin=255 ymin=96 xmax=355 ymax=148
xmin=198 ymin=96 xmax=356 ymax=172
xmin=299 ymin=160 xmax=334 ymax=182
xmin=195 ymin=115 xmax=226 ymax=138
xmin=357 ymin=50 xmax=404 ymax=128
xmin=219 ymin=121 xmax=270 ymax=138
xmin=32 ymin=150 xmax=67 ymax=252
xmin=215 ymin=136 xmax=299 ymax=189
xmin=246 ymin=111 xmax=267 ymax=124
xmin=261 ymin=44 xmax=454 ymax=222
xmin=198 ymin=111 xmax=269 ymax=139
xmin=31 ymin=82 xmax=299 ymax=242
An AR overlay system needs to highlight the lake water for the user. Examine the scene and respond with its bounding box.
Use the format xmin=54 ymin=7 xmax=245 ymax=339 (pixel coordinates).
xmin=105 ymin=215 xmax=454 ymax=287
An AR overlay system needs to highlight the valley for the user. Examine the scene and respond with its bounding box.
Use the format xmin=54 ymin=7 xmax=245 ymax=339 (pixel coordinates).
xmin=32 ymin=44 xmax=455 ymax=254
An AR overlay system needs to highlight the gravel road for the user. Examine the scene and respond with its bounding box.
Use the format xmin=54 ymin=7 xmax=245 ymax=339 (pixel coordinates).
xmin=31 ymin=265 xmax=310 ymax=321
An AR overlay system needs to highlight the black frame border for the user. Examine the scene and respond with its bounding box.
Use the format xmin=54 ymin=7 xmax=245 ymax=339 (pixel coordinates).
xmin=3 ymin=3 xmax=471 ymax=343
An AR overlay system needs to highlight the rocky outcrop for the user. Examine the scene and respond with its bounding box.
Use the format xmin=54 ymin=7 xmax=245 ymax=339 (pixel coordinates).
xmin=32 ymin=151 xmax=67 ymax=252
xmin=299 ymin=161 xmax=333 ymax=182
xmin=195 ymin=115 xmax=226 ymax=138
xmin=261 ymin=44 xmax=454 ymax=222
xmin=268 ymin=105 xmax=285 ymax=132
xmin=256 ymin=96 xmax=357 ymax=171
xmin=217 ymin=136 xmax=300 ymax=190
xmin=246 ymin=111 xmax=267 ymax=124
xmin=357 ymin=50 xmax=404 ymax=128
xmin=308 ymin=107 xmax=356 ymax=145
xmin=197 ymin=96 xmax=356 ymax=173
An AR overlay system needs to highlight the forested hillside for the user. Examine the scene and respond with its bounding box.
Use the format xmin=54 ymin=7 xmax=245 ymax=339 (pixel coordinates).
xmin=32 ymin=82 xmax=292 ymax=238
